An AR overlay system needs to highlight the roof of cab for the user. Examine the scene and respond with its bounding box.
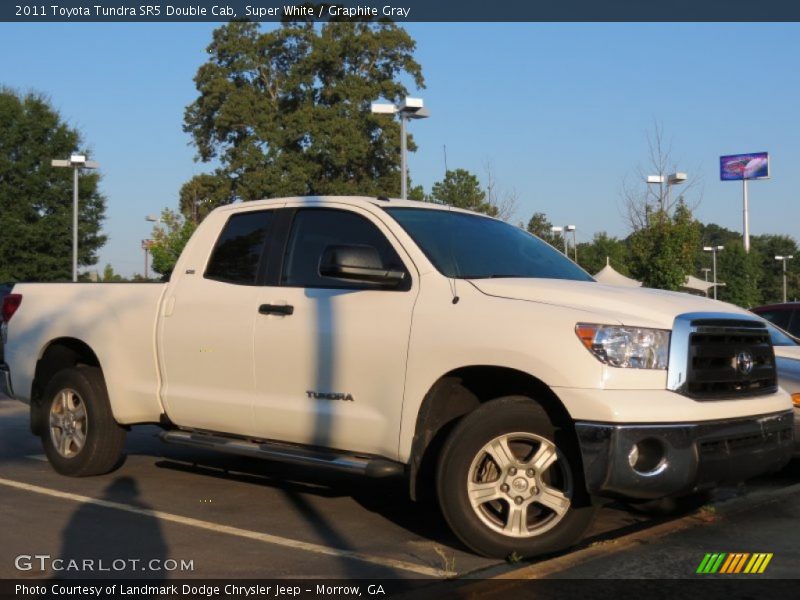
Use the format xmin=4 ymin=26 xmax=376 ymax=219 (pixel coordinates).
xmin=212 ymin=195 xmax=476 ymax=215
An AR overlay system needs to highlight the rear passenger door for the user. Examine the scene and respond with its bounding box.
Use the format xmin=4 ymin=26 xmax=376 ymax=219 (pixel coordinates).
xmin=159 ymin=209 xmax=276 ymax=436
xmin=252 ymin=204 xmax=418 ymax=458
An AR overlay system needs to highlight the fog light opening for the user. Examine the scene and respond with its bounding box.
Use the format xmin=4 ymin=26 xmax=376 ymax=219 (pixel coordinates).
xmin=628 ymin=438 xmax=666 ymax=475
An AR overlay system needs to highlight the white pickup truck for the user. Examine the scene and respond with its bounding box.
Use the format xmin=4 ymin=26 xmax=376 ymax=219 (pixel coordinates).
xmin=1 ymin=196 xmax=794 ymax=558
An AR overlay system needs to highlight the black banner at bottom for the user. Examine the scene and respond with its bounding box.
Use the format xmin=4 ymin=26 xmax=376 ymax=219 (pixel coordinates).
xmin=2 ymin=578 xmax=798 ymax=600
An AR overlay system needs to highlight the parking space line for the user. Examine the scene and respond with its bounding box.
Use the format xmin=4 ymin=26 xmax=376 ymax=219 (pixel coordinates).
xmin=25 ymin=455 xmax=47 ymax=461
xmin=0 ymin=476 xmax=454 ymax=578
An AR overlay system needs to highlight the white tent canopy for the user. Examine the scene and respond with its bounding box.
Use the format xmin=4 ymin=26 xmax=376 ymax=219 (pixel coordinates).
xmin=592 ymin=258 xmax=641 ymax=287
xmin=682 ymin=274 xmax=715 ymax=295
xmin=592 ymin=258 xmax=721 ymax=297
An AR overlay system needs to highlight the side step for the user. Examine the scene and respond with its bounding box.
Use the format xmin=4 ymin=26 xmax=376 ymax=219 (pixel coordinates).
xmin=160 ymin=430 xmax=404 ymax=478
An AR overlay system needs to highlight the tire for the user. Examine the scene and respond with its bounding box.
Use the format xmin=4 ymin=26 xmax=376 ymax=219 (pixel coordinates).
xmin=436 ymin=396 xmax=595 ymax=559
xmin=41 ymin=366 xmax=126 ymax=477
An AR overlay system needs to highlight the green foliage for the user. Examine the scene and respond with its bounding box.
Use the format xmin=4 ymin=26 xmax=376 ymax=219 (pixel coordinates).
xmin=577 ymin=232 xmax=631 ymax=276
xmin=101 ymin=264 xmax=125 ymax=282
xmin=716 ymin=242 xmax=761 ymax=308
xmin=149 ymin=209 xmax=197 ymax=278
xmin=184 ymin=21 xmax=424 ymax=201
xmin=627 ymin=200 xmax=700 ymax=290
xmin=407 ymin=183 xmax=426 ymax=201
xmin=0 ymin=89 xmax=107 ymax=281
xmin=179 ymin=173 xmax=233 ymax=223
xmin=698 ymin=222 xmax=740 ymax=248
xmin=429 ymin=169 xmax=498 ymax=216
xmin=750 ymin=234 xmax=799 ymax=303
xmin=525 ymin=212 xmax=562 ymax=247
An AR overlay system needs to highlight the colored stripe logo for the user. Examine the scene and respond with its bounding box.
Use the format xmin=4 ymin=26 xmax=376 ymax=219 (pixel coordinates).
xmin=696 ymin=553 xmax=773 ymax=574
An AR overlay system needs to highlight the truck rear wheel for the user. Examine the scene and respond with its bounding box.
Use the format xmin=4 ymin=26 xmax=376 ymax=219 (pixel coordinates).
xmin=436 ymin=396 xmax=595 ymax=558
xmin=41 ymin=367 xmax=126 ymax=477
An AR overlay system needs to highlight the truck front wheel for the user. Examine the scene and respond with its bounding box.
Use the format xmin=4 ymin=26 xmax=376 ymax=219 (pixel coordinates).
xmin=436 ymin=396 xmax=595 ymax=558
xmin=41 ymin=367 xmax=126 ymax=477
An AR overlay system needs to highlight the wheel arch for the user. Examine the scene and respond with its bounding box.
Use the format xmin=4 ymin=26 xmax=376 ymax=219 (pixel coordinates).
xmin=408 ymin=365 xmax=575 ymax=501
xmin=30 ymin=338 xmax=103 ymax=436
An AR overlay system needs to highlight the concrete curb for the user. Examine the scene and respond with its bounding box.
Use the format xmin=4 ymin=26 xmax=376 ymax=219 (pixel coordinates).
xmin=470 ymin=481 xmax=800 ymax=581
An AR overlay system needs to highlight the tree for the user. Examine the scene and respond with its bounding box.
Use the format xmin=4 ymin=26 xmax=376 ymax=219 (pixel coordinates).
xmin=0 ymin=89 xmax=107 ymax=281
xmin=149 ymin=209 xmax=197 ymax=278
xmin=178 ymin=173 xmax=232 ymax=224
xmin=101 ymin=264 xmax=125 ymax=282
xmin=750 ymin=234 xmax=799 ymax=303
xmin=716 ymin=242 xmax=761 ymax=308
xmin=184 ymin=21 xmax=424 ymax=202
xmin=577 ymin=232 xmax=631 ymax=276
xmin=621 ymin=122 xmax=703 ymax=230
xmin=429 ymin=169 xmax=499 ymax=216
xmin=622 ymin=124 xmax=702 ymax=289
xmin=483 ymin=161 xmax=518 ymax=222
xmin=628 ymin=200 xmax=701 ymax=290
xmin=525 ymin=212 xmax=562 ymax=247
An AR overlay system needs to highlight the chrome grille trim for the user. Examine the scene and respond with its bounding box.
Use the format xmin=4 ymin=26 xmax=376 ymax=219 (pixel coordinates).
xmin=667 ymin=312 xmax=776 ymax=399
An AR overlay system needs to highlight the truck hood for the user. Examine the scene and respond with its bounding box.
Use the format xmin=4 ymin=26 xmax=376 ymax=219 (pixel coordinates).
xmin=469 ymin=278 xmax=749 ymax=329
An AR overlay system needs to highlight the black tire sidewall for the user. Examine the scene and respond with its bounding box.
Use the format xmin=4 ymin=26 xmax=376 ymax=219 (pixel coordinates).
xmin=41 ymin=367 xmax=124 ymax=476
xmin=437 ymin=396 xmax=594 ymax=558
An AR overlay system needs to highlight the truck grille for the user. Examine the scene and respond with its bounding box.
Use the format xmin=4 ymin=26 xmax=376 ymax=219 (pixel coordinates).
xmin=685 ymin=319 xmax=777 ymax=399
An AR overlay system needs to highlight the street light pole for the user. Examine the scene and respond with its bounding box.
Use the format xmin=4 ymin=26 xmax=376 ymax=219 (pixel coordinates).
xmin=400 ymin=114 xmax=407 ymax=200
xmin=371 ymin=97 xmax=429 ymax=199
xmin=141 ymin=240 xmax=152 ymax=279
xmin=775 ymin=255 xmax=794 ymax=303
xmin=703 ymin=246 xmax=724 ymax=300
xmin=701 ymin=267 xmax=712 ymax=297
xmin=646 ymin=172 xmax=687 ymax=211
xmin=566 ymin=225 xmax=576 ymax=262
xmin=550 ymin=226 xmax=564 ymax=254
xmin=51 ymin=154 xmax=99 ymax=282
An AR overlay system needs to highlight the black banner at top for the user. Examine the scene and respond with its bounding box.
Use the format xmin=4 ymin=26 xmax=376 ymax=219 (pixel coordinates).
xmin=3 ymin=0 xmax=800 ymax=22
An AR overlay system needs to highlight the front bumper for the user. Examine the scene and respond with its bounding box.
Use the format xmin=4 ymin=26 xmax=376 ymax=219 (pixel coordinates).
xmin=795 ymin=408 xmax=800 ymax=457
xmin=0 ymin=363 xmax=13 ymax=398
xmin=575 ymin=410 xmax=794 ymax=500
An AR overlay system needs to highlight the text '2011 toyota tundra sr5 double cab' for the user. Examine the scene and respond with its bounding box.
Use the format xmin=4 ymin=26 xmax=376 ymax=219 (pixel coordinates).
xmin=1 ymin=196 xmax=794 ymax=558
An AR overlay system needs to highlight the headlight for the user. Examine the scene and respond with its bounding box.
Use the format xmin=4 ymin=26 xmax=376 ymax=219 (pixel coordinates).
xmin=575 ymin=323 xmax=670 ymax=369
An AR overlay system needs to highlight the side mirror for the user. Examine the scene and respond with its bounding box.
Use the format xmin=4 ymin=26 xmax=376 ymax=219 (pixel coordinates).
xmin=319 ymin=245 xmax=406 ymax=287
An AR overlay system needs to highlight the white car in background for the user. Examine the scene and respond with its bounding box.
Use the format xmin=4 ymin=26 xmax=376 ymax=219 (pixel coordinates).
xmin=765 ymin=322 xmax=800 ymax=455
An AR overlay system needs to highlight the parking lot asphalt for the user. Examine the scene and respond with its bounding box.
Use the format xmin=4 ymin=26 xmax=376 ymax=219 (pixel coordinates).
xmin=0 ymin=395 xmax=795 ymax=582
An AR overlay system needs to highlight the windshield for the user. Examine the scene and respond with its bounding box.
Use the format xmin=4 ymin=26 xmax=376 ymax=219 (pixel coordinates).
xmin=386 ymin=207 xmax=594 ymax=281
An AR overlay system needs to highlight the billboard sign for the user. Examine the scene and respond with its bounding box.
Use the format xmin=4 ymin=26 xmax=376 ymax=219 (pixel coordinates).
xmin=720 ymin=152 xmax=770 ymax=181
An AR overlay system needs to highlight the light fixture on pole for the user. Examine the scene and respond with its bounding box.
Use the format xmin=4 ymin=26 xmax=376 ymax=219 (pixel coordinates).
xmin=703 ymin=245 xmax=724 ymax=300
xmin=51 ymin=154 xmax=99 ymax=282
xmin=371 ymin=97 xmax=430 ymax=200
xmin=775 ymin=255 xmax=794 ymax=303
xmin=565 ymin=225 xmax=577 ymax=262
xmin=646 ymin=172 xmax=688 ymax=209
xmin=141 ymin=239 xmax=153 ymax=279
xmin=701 ymin=267 xmax=712 ymax=297
xmin=143 ymin=215 xmax=164 ymax=280
xmin=550 ymin=226 xmax=565 ymax=254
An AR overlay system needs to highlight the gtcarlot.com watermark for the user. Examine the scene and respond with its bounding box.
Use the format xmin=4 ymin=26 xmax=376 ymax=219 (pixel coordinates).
xmin=15 ymin=554 xmax=194 ymax=573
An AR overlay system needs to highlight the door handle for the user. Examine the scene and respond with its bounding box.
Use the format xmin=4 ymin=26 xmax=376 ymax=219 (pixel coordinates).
xmin=259 ymin=304 xmax=294 ymax=316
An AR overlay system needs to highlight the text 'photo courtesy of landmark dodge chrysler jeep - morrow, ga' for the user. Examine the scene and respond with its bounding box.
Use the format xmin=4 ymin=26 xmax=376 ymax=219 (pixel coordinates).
xmin=0 ymin=196 xmax=794 ymax=558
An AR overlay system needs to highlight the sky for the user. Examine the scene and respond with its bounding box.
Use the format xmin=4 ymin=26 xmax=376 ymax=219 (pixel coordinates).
xmin=1 ymin=21 xmax=798 ymax=276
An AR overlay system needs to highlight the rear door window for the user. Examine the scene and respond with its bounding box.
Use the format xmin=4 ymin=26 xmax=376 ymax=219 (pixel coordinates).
xmin=205 ymin=211 xmax=274 ymax=285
